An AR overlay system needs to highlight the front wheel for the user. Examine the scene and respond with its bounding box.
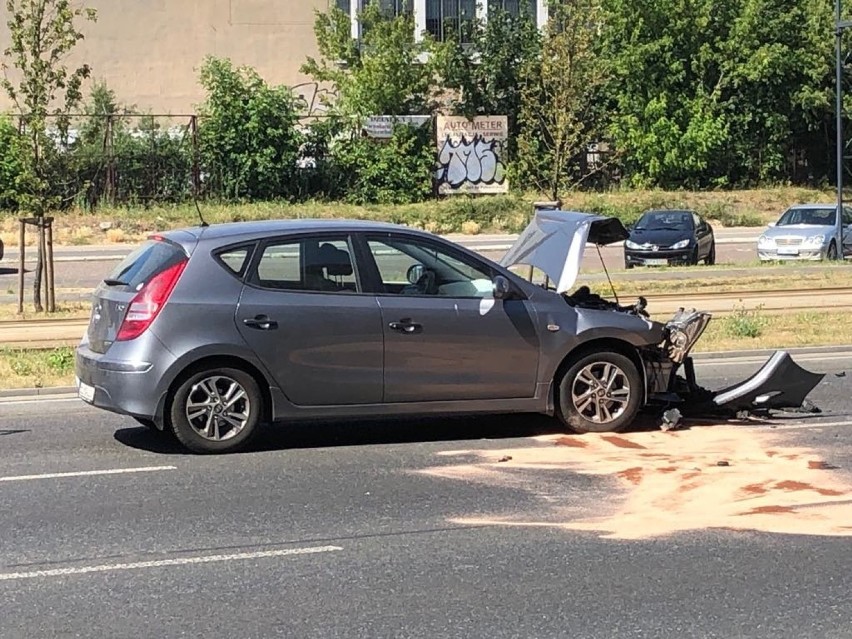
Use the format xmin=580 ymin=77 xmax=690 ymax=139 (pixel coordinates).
xmin=705 ymin=242 xmax=716 ymax=265
xmin=556 ymin=351 xmax=643 ymax=434
xmin=169 ymin=367 xmax=263 ymax=454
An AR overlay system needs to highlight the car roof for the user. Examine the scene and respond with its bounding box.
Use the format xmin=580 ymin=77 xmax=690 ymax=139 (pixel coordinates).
xmin=159 ymin=218 xmax=428 ymax=245
xmin=642 ymin=208 xmax=695 ymax=215
xmin=786 ymin=203 xmax=838 ymax=209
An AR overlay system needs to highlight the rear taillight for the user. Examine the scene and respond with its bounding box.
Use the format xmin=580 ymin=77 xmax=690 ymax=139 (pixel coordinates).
xmin=116 ymin=259 xmax=188 ymax=341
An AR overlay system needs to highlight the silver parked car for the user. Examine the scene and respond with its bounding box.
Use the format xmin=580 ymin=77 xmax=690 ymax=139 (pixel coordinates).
xmin=76 ymin=211 xmax=823 ymax=453
xmin=757 ymin=203 xmax=852 ymax=261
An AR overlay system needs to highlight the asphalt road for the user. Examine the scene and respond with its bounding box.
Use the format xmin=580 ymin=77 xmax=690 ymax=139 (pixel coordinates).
xmin=1 ymin=351 xmax=851 ymax=638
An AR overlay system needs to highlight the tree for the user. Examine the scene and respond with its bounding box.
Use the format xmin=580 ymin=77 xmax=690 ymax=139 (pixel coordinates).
xmin=431 ymin=6 xmax=542 ymax=151
xmin=515 ymin=0 xmax=609 ymax=200
xmin=1 ymin=0 xmax=97 ymax=312
xmin=197 ymin=57 xmax=303 ymax=201
xmin=301 ymin=2 xmax=437 ymax=118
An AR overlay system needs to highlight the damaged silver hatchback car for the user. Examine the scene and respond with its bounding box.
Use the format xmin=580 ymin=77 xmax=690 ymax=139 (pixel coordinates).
xmin=76 ymin=210 xmax=824 ymax=453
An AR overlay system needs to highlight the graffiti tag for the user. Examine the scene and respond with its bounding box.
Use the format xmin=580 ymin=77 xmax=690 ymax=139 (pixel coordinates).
xmin=434 ymin=115 xmax=509 ymax=195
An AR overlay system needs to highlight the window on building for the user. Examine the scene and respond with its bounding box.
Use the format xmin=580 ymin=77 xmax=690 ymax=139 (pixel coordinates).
xmin=426 ymin=0 xmax=477 ymax=43
xmin=336 ymin=0 xmax=351 ymax=15
xmin=359 ymin=0 xmax=412 ymax=17
xmin=488 ymin=0 xmax=537 ymax=20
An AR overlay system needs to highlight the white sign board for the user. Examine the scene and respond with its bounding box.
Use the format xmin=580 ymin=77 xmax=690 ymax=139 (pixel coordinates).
xmin=435 ymin=115 xmax=509 ymax=195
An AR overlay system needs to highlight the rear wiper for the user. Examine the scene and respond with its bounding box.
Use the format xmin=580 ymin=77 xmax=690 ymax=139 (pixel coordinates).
xmin=102 ymin=278 xmax=129 ymax=287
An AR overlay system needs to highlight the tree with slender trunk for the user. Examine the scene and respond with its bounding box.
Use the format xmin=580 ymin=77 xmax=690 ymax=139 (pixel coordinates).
xmin=1 ymin=0 xmax=96 ymax=312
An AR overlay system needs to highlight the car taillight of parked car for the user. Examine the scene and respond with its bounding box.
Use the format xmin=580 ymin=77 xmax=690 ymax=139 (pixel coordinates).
xmin=116 ymin=258 xmax=188 ymax=341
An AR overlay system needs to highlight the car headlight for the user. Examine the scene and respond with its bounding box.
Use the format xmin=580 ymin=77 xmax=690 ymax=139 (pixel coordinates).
xmin=625 ymin=240 xmax=641 ymax=249
xmin=758 ymin=235 xmax=774 ymax=248
xmin=803 ymin=234 xmax=825 ymax=247
xmin=670 ymin=239 xmax=690 ymax=250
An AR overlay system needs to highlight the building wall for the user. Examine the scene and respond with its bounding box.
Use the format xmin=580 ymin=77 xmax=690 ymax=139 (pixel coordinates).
xmin=0 ymin=0 xmax=332 ymax=114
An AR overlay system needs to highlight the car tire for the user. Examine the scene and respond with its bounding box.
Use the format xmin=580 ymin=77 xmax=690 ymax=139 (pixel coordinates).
xmin=706 ymin=242 xmax=716 ymax=265
xmin=169 ymin=367 xmax=263 ymax=454
xmin=556 ymin=351 xmax=643 ymax=434
xmin=827 ymin=241 xmax=838 ymax=260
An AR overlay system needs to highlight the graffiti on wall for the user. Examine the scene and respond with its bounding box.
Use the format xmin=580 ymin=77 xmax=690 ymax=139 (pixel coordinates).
xmin=291 ymin=82 xmax=339 ymax=118
xmin=434 ymin=115 xmax=509 ymax=195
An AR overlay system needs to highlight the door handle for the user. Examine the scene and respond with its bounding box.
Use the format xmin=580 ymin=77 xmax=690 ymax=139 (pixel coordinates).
xmin=388 ymin=319 xmax=422 ymax=334
xmin=243 ymin=315 xmax=278 ymax=330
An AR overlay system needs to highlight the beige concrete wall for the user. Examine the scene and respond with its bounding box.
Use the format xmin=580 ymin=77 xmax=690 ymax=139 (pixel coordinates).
xmin=0 ymin=0 xmax=333 ymax=114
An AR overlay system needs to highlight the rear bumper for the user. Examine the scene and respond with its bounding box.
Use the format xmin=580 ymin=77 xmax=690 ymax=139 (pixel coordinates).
xmin=75 ymin=340 xmax=172 ymax=423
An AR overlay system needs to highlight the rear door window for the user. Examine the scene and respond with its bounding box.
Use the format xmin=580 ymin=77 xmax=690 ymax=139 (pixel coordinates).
xmin=251 ymin=236 xmax=359 ymax=293
xmin=107 ymin=239 xmax=187 ymax=290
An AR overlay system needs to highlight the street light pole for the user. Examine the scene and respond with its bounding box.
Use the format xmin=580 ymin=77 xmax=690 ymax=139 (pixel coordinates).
xmin=836 ymin=10 xmax=851 ymax=260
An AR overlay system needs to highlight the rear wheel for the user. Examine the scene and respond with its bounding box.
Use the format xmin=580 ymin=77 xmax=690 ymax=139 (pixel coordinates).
xmin=556 ymin=351 xmax=643 ymax=434
xmin=169 ymin=367 xmax=263 ymax=454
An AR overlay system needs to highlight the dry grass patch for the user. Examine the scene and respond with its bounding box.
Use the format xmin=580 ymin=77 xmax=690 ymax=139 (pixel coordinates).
xmin=0 ymin=347 xmax=75 ymax=389
xmin=693 ymin=310 xmax=849 ymax=352
xmin=0 ymin=301 xmax=90 ymax=321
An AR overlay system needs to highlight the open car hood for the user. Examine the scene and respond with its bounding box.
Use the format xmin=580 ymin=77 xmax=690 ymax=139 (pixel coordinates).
xmin=500 ymin=210 xmax=629 ymax=293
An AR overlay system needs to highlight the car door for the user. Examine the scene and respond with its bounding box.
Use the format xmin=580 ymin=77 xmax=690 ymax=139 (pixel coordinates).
xmin=843 ymin=207 xmax=852 ymax=257
xmin=692 ymin=213 xmax=712 ymax=258
xmin=235 ymin=233 xmax=384 ymax=406
xmin=359 ymin=233 xmax=541 ymax=403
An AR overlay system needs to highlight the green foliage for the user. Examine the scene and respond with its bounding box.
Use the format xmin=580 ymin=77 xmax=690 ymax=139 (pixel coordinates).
xmin=331 ymin=124 xmax=435 ymax=204
xmin=46 ymin=347 xmax=74 ymax=373
xmin=515 ymin=0 xmax=609 ymax=199
xmin=431 ymin=7 xmax=541 ymax=148
xmin=302 ymin=3 xmax=436 ymax=117
xmin=0 ymin=116 xmax=25 ymax=209
xmin=197 ymin=57 xmax=303 ymax=201
xmin=724 ymin=304 xmax=768 ymax=338
xmin=1 ymin=0 xmax=98 ymax=215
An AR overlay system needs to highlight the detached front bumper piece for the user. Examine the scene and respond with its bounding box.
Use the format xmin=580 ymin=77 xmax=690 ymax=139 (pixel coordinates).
xmin=710 ymin=350 xmax=825 ymax=414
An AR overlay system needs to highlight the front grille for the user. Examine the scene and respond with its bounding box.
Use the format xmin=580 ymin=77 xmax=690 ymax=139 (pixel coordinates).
xmin=776 ymin=237 xmax=802 ymax=246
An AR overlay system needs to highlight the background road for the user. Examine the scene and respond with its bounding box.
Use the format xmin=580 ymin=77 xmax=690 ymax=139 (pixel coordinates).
xmin=1 ymin=352 xmax=851 ymax=638
xmin=0 ymin=228 xmax=803 ymax=302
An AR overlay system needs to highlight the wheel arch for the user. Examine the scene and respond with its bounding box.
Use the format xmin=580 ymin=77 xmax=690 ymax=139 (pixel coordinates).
xmin=551 ymin=337 xmax=648 ymax=407
xmin=156 ymin=353 xmax=275 ymax=427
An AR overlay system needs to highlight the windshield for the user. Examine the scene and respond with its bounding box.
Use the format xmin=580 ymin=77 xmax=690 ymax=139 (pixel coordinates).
xmin=106 ymin=239 xmax=187 ymax=289
xmin=776 ymin=207 xmax=837 ymax=226
xmin=634 ymin=211 xmax=693 ymax=231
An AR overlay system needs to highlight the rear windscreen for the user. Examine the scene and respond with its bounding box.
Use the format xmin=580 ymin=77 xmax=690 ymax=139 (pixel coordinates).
xmin=107 ymin=240 xmax=186 ymax=290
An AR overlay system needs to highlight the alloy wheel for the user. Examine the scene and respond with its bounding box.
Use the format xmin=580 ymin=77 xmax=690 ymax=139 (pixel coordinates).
xmin=571 ymin=362 xmax=631 ymax=424
xmin=184 ymin=375 xmax=251 ymax=442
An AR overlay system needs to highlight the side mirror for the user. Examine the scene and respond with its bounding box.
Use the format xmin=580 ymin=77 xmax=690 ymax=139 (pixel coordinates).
xmin=767 ymin=222 xmax=776 ymax=228
xmin=406 ymin=263 xmax=424 ymax=284
xmin=493 ymin=275 xmax=512 ymax=300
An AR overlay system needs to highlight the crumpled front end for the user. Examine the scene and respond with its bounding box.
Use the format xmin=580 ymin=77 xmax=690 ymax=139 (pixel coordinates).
xmin=642 ymin=308 xmax=825 ymax=418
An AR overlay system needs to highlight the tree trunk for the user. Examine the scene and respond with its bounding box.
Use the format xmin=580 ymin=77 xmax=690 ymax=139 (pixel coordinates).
xmin=33 ymin=217 xmax=44 ymax=313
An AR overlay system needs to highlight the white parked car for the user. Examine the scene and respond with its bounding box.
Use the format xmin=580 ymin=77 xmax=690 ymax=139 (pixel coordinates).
xmin=757 ymin=203 xmax=852 ymax=261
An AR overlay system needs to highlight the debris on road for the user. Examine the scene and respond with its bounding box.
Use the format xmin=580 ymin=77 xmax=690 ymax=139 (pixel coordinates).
xmin=660 ymin=408 xmax=683 ymax=432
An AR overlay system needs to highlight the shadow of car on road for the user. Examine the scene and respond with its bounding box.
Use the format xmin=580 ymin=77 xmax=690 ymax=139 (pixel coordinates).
xmin=112 ymin=411 xmax=675 ymax=456
xmin=113 ymin=413 xmax=574 ymax=456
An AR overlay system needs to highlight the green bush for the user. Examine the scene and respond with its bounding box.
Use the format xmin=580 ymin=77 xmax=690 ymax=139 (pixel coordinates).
xmin=198 ymin=57 xmax=304 ymax=201
xmin=723 ymin=304 xmax=768 ymax=338
xmin=0 ymin=116 xmax=26 ymax=210
xmin=331 ymin=124 xmax=435 ymax=205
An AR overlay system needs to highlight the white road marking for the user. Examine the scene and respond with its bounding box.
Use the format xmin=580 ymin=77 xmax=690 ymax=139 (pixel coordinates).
xmin=0 ymin=466 xmax=177 ymax=483
xmin=761 ymin=419 xmax=852 ymax=431
xmin=0 ymin=545 xmax=343 ymax=581
xmin=0 ymin=397 xmax=81 ymax=405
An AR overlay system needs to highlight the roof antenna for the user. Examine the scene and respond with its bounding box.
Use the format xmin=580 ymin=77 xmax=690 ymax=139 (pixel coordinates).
xmin=194 ymin=195 xmax=209 ymax=228
xmin=595 ymin=244 xmax=619 ymax=305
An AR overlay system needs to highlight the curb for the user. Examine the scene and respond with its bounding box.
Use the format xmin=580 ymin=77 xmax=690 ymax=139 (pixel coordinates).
xmin=0 ymin=385 xmax=76 ymax=398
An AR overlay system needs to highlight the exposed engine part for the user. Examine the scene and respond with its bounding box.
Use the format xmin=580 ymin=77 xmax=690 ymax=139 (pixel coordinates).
xmin=563 ymin=286 xmax=649 ymax=317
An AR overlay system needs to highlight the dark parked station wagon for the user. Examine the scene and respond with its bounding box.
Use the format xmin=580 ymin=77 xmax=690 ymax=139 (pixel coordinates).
xmin=76 ymin=212 xmax=823 ymax=453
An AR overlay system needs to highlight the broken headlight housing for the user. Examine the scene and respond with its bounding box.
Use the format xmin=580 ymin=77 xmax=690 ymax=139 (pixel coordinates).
xmin=663 ymin=308 xmax=712 ymax=363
